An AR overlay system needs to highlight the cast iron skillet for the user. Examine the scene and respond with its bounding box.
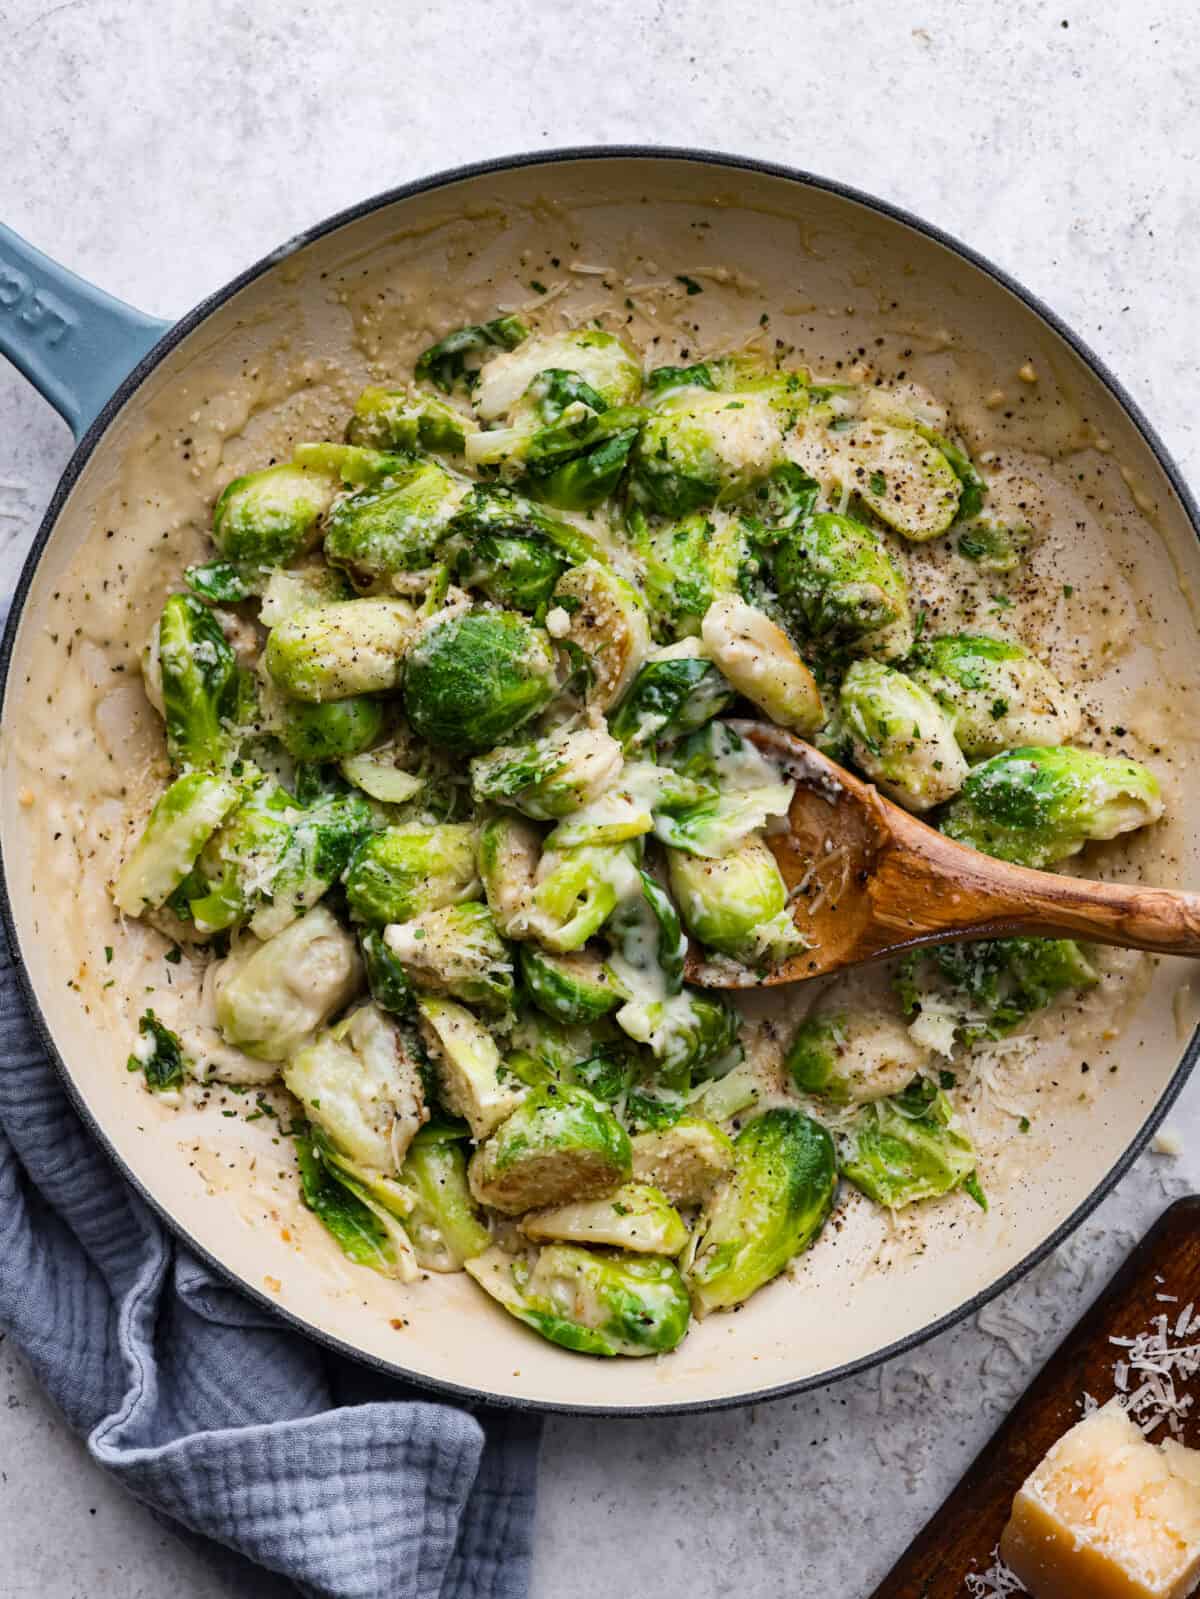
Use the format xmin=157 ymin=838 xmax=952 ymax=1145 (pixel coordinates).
xmin=2 ymin=148 xmax=1198 ymax=1415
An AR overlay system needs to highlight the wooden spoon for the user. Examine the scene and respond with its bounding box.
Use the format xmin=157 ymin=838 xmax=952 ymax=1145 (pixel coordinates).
xmin=685 ymin=721 xmax=1200 ymax=989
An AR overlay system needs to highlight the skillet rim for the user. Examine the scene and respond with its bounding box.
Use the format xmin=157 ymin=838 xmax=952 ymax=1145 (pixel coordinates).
xmin=2 ymin=143 xmax=1197 ymax=1417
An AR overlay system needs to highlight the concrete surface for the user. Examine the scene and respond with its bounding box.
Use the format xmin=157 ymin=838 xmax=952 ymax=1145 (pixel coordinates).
xmin=1 ymin=0 xmax=1199 ymax=1593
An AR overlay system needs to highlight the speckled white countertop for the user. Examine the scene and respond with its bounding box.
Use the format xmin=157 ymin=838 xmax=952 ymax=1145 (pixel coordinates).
xmin=1 ymin=1 xmax=1199 ymax=1593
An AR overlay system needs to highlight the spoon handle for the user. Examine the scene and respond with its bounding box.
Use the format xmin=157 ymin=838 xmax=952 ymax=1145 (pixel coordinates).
xmin=877 ymin=811 xmax=1200 ymax=958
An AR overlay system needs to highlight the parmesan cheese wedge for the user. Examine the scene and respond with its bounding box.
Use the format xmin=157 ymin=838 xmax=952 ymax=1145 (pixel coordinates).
xmin=999 ymin=1400 xmax=1200 ymax=1599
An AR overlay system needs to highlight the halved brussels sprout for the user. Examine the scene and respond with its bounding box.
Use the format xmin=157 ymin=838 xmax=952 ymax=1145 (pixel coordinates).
xmin=264 ymin=598 xmax=418 ymax=702
xmin=383 ymin=902 xmax=513 ymax=1012
xmin=653 ymin=721 xmax=795 ymax=858
xmin=444 ymin=483 xmax=599 ymax=569
xmin=346 ymin=386 xmax=474 ymax=454
xmin=846 ymin=421 xmax=962 ymax=540
xmin=616 ymin=985 xmax=740 ymax=1080
xmin=551 ymin=562 xmax=650 ymax=711
xmin=344 ymin=823 xmax=479 ymax=925
xmin=213 ymin=905 xmax=362 ymax=1061
xmin=470 ymin=723 xmax=623 ymax=819
xmin=630 ymin=1118 xmax=736 ymax=1206
xmin=667 ymin=835 xmax=804 ymax=968
xmin=907 ymin=634 xmax=1081 ymax=760
xmin=113 ymin=772 xmax=241 ymax=918
xmin=838 ymin=1080 xmax=979 ymax=1209
xmin=473 ymin=329 xmax=642 ymax=421
xmin=519 ymin=946 xmax=623 ymax=1025
xmin=417 ymin=995 xmax=526 ymax=1140
xmin=477 ymin=811 xmax=541 ymax=937
xmin=257 ymin=563 xmax=352 ymax=627
xmin=416 ymin=313 xmax=529 ymax=394
xmin=629 ymin=389 xmax=783 ymax=516
xmin=631 ymin=508 xmax=751 ymax=641
xmin=530 ymin=842 xmax=636 ymax=952
xmin=466 ymin=1243 xmax=691 ymax=1357
xmin=684 ymin=1108 xmax=838 ymax=1315
xmin=294 ymin=1128 xmax=418 ymax=1282
xmin=774 ymin=511 xmax=913 ymax=660
xmin=940 ymin=745 xmax=1164 ymax=868
xmin=700 ymin=597 xmax=823 ymax=734
xmin=520 ymin=1180 xmax=688 ymax=1255
xmin=451 ymin=529 xmax=570 ymax=612
xmin=895 ymin=936 xmax=1098 ymax=1052
xmin=608 ymin=641 xmax=734 ymax=750
xmin=399 ymin=1126 xmax=491 ymax=1270
xmin=338 ymin=741 xmax=424 ymax=804
xmin=468 ymin=1082 xmax=631 ymax=1214
xmin=322 ymin=461 xmax=461 ymax=584
xmin=839 ymin=659 xmax=968 ymax=812
xmin=785 ymin=1005 xmax=931 ymax=1104
xmin=212 ymin=462 xmax=337 ymax=566
xmin=276 ymin=694 xmax=385 ymax=762
xmin=284 ymin=1001 xmax=429 ymax=1173
xmin=155 ymin=595 xmax=241 ymax=771
xmin=403 ymin=610 xmax=559 ymax=752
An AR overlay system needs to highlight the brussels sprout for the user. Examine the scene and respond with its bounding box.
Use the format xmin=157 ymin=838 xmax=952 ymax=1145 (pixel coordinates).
xmin=699 ymin=597 xmax=824 ymax=734
xmin=359 ymin=927 xmax=413 ymax=1013
xmin=653 ymin=721 xmax=795 ymax=857
xmin=284 ymin=1001 xmax=429 ymax=1173
xmin=212 ymin=462 xmax=337 ymax=566
xmin=617 ymin=985 xmax=740 ymax=1080
xmin=740 ymin=461 xmax=821 ymax=530
xmin=684 ymin=1108 xmax=837 ymax=1314
xmin=785 ymin=1006 xmax=931 ymax=1103
xmin=155 ymin=595 xmax=241 ymax=771
xmin=630 ymin=1118 xmax=736 ymax=1206
xmin=264 ymin=598 xmax=418 ymax=702
xmin=569 ymin=1042 xmax=639 ymax=1102
xmin=276 ymin=694 xmax=385 ymax=762
xmin=338 ymin=741 xmax=424 ymax=804
xmin=127 ymin=1009 xmax=187 ymax=1092
xmin=417 ymin=995 xmax=526 ymax=1140
xmin=399 ymin=1126 xmax=491 ymax=1270
xmin=473 ymin=329 xmax=642 ymax=421
xmin=415 ymin=313 xmax=529 ymax=394
xmin=257 ymin=563 xmax=353 ymax=627
xmin=346 ymin=385 xmax=474 ymax=454
xmin=478 ymin=811 xmax=542 ymax=937
xmin=530 ymin=842 xmax=636 ymax=952
xmin=507 ymin=1009 xmax=613 ymax=1081
xmin=551 ymin=562 xmax=650 ymax=711
xmin=402 ymin=610 xmax=559 ymax=752
xmin=466 ymin=1243 xmax=691 ymax=1357
xmin=907 ymin=634 xmax=1082 ymax=760
xmin=956 ymin=517 xmax=1032 ymax=574
xmin=940 ymin=745 xmax=1164 ymax=868
xmin=647 ymin=355 xmax=808 ymax=413
xmin=667 ymin=835 xmax=804 ymax=969
xmin=608 ymin=642 xmax=735 ymax=750
xmin=841 ymin=421 xmax=962 ymax=540
xmin=322 ymin=460 xmax=462 ymax=585
xmin=774 ymin=511 xmax=913 ymax=660
xmin=629 ymin=389 xmax=784 ymax=516
xmin=467 ymin=1083 xmax=631 ymax=1214
xmin=521 ymin=1180 xmax=688 ymax=1255
xmin=451 ymin=529 xmax=570 ymax=612
xmin=183 ymin=560 xmax=255 ymax=605
xmin=631 ymin=508 xmax=751 ymax=640
xmin=522 ymin=408 xmax=645 ymax=514
xmin=689 ymin=1059 xmax=764 ymax=1125
xmin=839 ymin=659 xmax=969 ymax=812
xmin=444 ymin=483 xmax=600 ymax=568
xmin=213 ymin=905 xmax=362 ymax=1061
xmin=471 ymin=723 xmax=623 ymax=819
xmin=519 ymin=946 xmax=623 ymax=1025
xmin=290 ymin=442 xmax=417 ymax=487
xmin=838 ymin=1080 xmax=979 ymax=1209
xmin=344 ymin=823 xmax=479 ymax=925
xmin=896 ymin=936 xmax=1098 ymax=1052
xmin=113 ymin=771 xmax=241 ymax=917
xmin=383 ymin=902 xmax=514 ymax=1013
xmin=294 ymin=1128 xmax=418 ymax=1281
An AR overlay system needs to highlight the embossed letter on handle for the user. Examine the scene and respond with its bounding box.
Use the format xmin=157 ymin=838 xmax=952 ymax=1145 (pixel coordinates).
xmin=0 ymin=223 xmax=172 ymax=440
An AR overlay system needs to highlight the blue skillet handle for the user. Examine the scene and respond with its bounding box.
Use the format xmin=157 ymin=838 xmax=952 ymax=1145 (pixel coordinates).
xmin=0 ymin=223 xmax=172 ymax=441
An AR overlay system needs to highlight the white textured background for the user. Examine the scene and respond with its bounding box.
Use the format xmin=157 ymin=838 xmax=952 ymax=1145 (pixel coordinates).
xmin=1 ymin=1 xmax=1199 ymax=1594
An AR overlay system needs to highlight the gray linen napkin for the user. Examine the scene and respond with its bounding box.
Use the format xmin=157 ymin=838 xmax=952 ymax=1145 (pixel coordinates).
xmin=0 ymin=942 xmax=540 ymax=1597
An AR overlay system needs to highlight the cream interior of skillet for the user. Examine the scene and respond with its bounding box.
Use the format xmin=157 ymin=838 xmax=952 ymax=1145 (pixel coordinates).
xmin=6 ymin=171 xmax=1200 ymax=1402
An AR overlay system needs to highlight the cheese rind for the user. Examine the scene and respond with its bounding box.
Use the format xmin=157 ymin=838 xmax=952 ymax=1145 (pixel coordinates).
xmin=999 ymin=1400 xmax=1200 ymax=1599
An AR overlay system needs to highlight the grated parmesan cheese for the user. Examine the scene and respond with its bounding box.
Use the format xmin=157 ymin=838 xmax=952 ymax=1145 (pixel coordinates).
xmin=965 ymin=1549 xmax=1027 ymax=1596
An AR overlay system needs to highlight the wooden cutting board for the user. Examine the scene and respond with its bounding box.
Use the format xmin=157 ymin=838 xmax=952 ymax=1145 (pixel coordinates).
xmin=868 ymin=1194 xmax=1200 ymax=1597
